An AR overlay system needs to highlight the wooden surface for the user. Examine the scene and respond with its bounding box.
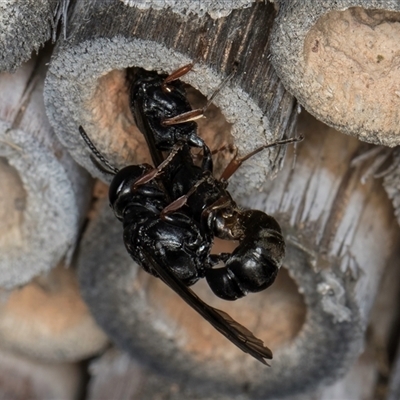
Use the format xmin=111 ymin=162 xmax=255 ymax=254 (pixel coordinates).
xmin=0 ymin=347 xmax=82 ymax=400
xmin=1 ymin=1 xmax=400 ymax=398
xmin=44 ymin=0 xmax=297 ymax=197
xmin=383 ymin=149 xmax=400 ymax=227
xmin=388 ymin=340 xmax=400 ymax=400
xmin=120 ymin=0 xmax=255 ymax=18
xmin=271 ymin=1 xmax=400 ymax=146
xmin=368 ymin=241 xmax=400 ymax=400
xmin=0 ymin=0 xmax=66 ymax=72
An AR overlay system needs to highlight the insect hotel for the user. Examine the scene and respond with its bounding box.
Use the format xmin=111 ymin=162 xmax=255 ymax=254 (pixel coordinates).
xmin=0 ymin=1 xmax=400 ymax=399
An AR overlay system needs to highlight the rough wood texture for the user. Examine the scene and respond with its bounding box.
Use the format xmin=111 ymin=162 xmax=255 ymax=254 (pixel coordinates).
xmin=245 ymin=111 xmax=400 ymax=327
xmin=383 ymin=149 xmax=400 ymax=227
xmin=342 ymin=145 xmax=400 ymax=230
xmin=44 ymin=0 xmax=297 ymax=197
xmin=77 ymin=110 xmax=400 ymax=398
xmin=87 ymin=348 xmax=178 ymax=400
xmin=271 ymin=1 xmax=400 ymax=146
xmin=0 ymin=57 xmax=92 ymax=288
xmin=120 ymin=0 xmax=254 ymax=18
xmin=0 ymin=264 xmax=108 ymax=362
xmin=368 ymin=242 xmax=400 ymax=400
xmin=388 ymin=341 xmax=400 ymax=400
xmin=0 ymin=347 xmax=82 ymax=399
xmin=0 ymin=0 xmax=68 ymax=72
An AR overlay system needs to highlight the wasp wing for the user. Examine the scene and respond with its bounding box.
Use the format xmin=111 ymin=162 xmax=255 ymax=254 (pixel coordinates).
xmin=141 ymin=249 xmax=273 ymax=365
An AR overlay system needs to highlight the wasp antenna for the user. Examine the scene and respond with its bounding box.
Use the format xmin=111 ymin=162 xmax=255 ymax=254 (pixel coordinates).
xmin=220 ymin=135 xmax=304 ymax=181
xmin=79 ymin=126 xmax=119 ymax=175
xmin=205 ymin=67 xmax=237 ymax=110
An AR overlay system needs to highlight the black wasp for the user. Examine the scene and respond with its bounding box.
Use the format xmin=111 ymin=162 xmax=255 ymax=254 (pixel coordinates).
xmin=79 ymin=64 xmax=301 ymax=365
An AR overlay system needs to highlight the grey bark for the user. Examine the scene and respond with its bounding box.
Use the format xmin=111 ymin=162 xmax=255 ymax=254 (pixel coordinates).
xmin=0 ymin=347 xmax=82 ymax=399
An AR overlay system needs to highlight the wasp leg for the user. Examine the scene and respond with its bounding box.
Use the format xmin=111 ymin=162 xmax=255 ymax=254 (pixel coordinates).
xmin=162 ymin=67 xmax=237 ymax=126
xmin=162 ymin=63 xmax=194 ymax=92
xmin=132 ymin=142 xmax=184 ymax=189
xmin=160 ymin=175 xmax=213 ymax=217
xmin=205 ymin=210 xmax=285 ymax=300
xmin=162 ymin=109 xmax=205 ymax=126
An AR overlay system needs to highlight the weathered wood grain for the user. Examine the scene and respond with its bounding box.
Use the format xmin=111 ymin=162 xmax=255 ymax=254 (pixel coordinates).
xmin=0 ymin=347 xmax=82 ymax=400
xmin=367 ymin=241 xmax=400 ymax=400
xmin=388 ymin=341 xmax=400 ymax=400
xmin=120 ymin=0 xmax=255 ymax=18
xmin=44 ymin=0 xmax=297 ymax=197
xmin=0 ymin=0 xmax=69 ymax=72
xmin=271 ymin=1 xmax=400 ymax=146
xmin=0 ymin=56 xmax=92 ymax=288
xmin=383 ymin=149 xmax=400 ymax=227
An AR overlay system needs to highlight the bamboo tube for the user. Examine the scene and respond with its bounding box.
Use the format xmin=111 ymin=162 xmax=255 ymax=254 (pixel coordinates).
xmin=120 ymin=0 xmax=255 ymax=18
xmin=271 ymin=1 xmax=400 ymax=146
xmin=86 ymin=347 xmax=379 ymax=400
xmin=0 ymin=0 xmax=68 ymax=72
xmin=0 ymin=57 xmax=92 ymax=288
xmin=0 ymin=264 xmax=108 ymax=362
xmin=44 ymin=0 xmax=297 ymax=196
